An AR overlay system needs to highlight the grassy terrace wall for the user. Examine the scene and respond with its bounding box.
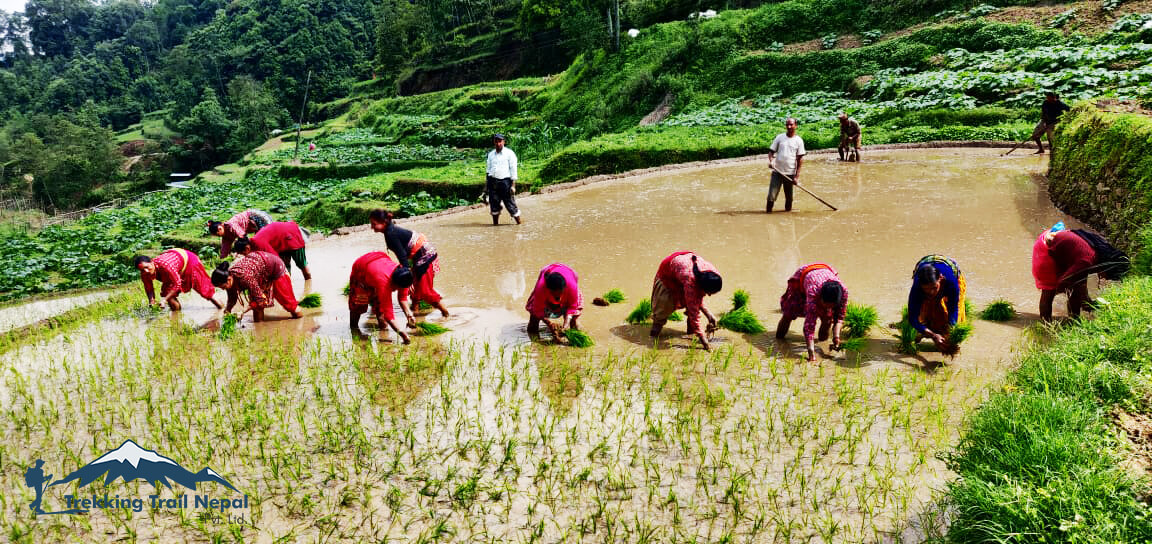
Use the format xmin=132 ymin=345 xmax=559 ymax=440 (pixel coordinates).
xmin=1049 ymin=105 xmax=1152 ymax=272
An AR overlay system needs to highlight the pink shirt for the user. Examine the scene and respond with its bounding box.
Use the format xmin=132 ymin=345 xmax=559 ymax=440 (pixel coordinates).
xmin=656 ymin=252 xmax=718 ymax=334
xmin=525 ymin=263 xmax=583 ymax=319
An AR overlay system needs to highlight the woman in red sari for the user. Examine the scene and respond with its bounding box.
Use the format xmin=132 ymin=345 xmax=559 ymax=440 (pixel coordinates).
xmin=133 ymin=249 xmax=222 ymax=311
xmin=210 ymin=250 xmax=302 ymax=322
xmin=347 ymin=252 xmax=416 ymax=343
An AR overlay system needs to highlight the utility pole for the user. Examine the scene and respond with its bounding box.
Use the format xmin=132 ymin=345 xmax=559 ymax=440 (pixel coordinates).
xmin=293 ymin=70 xmax=313 ymax=162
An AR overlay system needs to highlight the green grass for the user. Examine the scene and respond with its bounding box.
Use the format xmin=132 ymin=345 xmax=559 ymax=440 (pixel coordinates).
xmin=298 ymin=293 xmax=322 ymax=308
xmin=844 ymin=303 xmax=878 ymax=339
xmin=602 ymin=288 xmax=626 ymax=304
xmin=979 ymin=299 xmax=1016 ymax=321
xmin=625 ymin=298 xmax=653 ymax=325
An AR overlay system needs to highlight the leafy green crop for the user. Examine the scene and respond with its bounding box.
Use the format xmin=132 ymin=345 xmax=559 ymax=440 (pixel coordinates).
xmin=256 ymin=144 xmax=472 ymax=165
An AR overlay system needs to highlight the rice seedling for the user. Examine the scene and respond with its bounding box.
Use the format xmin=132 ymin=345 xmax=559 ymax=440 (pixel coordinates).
xmin=718 ymin=289 xmax=765 ymax=334
xmin=219 ymin=313 xmax=239 ymax=339
xmin=626 ymin=298 xmax=653 ymax=324
xmin=979 ymin=299 xmax=1016 ymax=321
xmin=897 ymin=306 xmax=919 ymax=354
xmin=562 ymin=329 xmax=594 ymax=348
xmin=298 ymin=293 xmax=322 ymax=308
xmin=342 ymin=283 xmax=351 ymax=296
xmin=415 ymin=322 xmax=450 ymax=335
xmin=840 ymin=337 xmax=868 ymax=352
xmin=668 ymin=311 xmax=684 ymax=321
xmin=941 ymin=322 xmax=974 ymax=356
xmin=844 ymin=303 xmax=878 ymax=339
xmin=602 ymin=289 xmax=626 ymax=304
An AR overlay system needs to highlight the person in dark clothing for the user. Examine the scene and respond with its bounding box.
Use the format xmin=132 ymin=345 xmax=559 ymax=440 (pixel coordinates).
xmin=1033 ymin=91 xmax=1071 ymax=154
xmin=369 ymin=209 xmax=450 ymax=325
xmin=907 ymin=255 xmax=966 ymax=351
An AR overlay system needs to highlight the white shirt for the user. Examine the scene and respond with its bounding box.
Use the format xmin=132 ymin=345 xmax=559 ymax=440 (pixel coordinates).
xmin=770 ymin=133 xmax=806 ymax=176
xmin=486 ymin=147 xmax=518 ymax=181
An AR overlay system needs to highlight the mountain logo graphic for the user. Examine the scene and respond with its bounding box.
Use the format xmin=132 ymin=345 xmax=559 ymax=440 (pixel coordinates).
xmin=27 ymin=440 xmax=240 ymax=516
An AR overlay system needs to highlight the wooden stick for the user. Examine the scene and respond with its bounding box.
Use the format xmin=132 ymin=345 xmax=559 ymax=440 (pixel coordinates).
xmin=1001 ymin=138 xmax=1030 ymax=156
xmin=770 ymin=167 xmax=838 ymax=211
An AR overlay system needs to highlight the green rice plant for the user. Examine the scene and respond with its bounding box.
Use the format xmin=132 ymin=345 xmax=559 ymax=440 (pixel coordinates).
xmin=980 ymin=299 xmax=1016 ymax=321
xmin=668 ymin=311 xmax=684 ymax=321
xmin=841 ymin=337 xmax=867 ymax=352
xmin=562 ymin=329 xmax=594 ymax=348
xmin=602 ymin=289 xmax=626 ymax=304
xmin=342 ymin=283 xmax=351 ymax=296
xmin=415 ymin=322 xmax=450 ymax=335
xmin=626 ymin=298 xmax=653 ymax=324
xmin=964 ymin=298 xmax=974 ymax=318
xmin=417 ymin=301 xmax=433 ymax=310
xmin=219 ymin=314 xmax=239 ymax=340
xmin=718 ymin=290 xmax=765 ymax=334
xmin=844 ymin=303 xmax=878 ymax=339
xmin=941 ymin=322 xmax=974 ymax=356
xmin=897 ymin=306 xmax=919 ymax=354
xmin=298 ymin=294 xmax=322 ymax=308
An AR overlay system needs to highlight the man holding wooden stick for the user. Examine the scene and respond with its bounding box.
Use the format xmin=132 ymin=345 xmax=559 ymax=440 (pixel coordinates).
xmin=766 ymin=117 xmax=805 ymax=213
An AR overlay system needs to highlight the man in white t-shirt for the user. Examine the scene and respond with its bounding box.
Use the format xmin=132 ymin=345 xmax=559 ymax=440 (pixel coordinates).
xmin=485 ymin=133 xmax=521 ymax=225
xmin=766 ymin=118 xmax=806 ymax=213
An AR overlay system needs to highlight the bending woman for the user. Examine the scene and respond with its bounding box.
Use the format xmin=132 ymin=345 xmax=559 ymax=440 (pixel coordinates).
xmin=252 ymin=220 xmax=311 ymax=280
xmin=211 ymin=250 xmax=302 ymax=322
xmin=525 ymin=263 xmax=583 ymax=339
xmin=134 ymin=249 xmax=222 ymax=311
xmin=369 ymin=209 xmax=449 ymax=321
xmin=348 ymin=252 xmax=416 ymax=344
xmin=907 ymin=255 xmax=966 ymax=349
xmin=776 ymin=263 xmax=848 ymax=362
xmin=207 ymin=209 xmax=272 ymax=258
xmin=650 ymin=251 xmax=723 ymax=351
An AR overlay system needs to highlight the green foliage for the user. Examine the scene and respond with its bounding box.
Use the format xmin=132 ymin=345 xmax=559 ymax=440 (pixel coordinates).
xmin=562 ymin=329 xmax=594 ymax=348
xmin=626 ymin=298 xmax=653 ymax=325
xmin=821 ymin=34 xmax=838 ymax=50
xmin=343 ymin=283 xmax=351 ymax=296
xmin=844 ymin=303 xmax=878 ymax=339
xmin=257 ymin=144 xmax=471 ymax=165
xmin=731 ymin=289 xmax=750 ymax=310
xmin=718 ymin=290 xmax=764 ymax=334
xmin=840 ymin=337 xmax=867 ymax=352
xmin=298 ymin=293 xmax=322 ymax=308
xmin=667 ymin=311 xmax=684 ymax=322
xmin=415 ymin=322 xmax=450 ymax=335
xmin=897 ymin=306 xmax=919 ymax=355
xmin=602 ymin=288 xmax=626 ymax=304
xmin=979 ymin=299 xmax=1016 ymax=321
xmin=947 ymin=321 xmax=973 ymax=348
xmin=219 ymin=313 xmax=239 ymax=340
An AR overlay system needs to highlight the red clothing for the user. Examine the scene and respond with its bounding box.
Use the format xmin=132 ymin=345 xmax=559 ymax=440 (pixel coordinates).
xmin=219 ymin=211 xmax=251 ymax=258
xmin=525 ymin=263 xmax=583 ymax=319
xmin=252 ymin=221 xmax=306 ymax=253
xmin=142 ymin=249 xmax=216 ymax=301
xmin=1048 ymin=230 xmax=1096 ymax=289
xmin=1031 ymin=232 xmax=1061 ymax=290
xmin=348 ymin=252 xmax=408 ymax=320
xmin=229 ymin=251 xmax=288 ymax=310
xmin=780 ymin=263 xmax=848 ymax=343
xmin=247 ymin=237 xmax=277 ymax=254
xmin=655 ymin=251 xmax=718 ymax=334
xmin=411 ymin=257 xmax=443 ymax=305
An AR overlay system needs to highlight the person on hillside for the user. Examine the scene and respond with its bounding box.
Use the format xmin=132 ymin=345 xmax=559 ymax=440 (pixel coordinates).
xmin=1032 ymin=91 xmax=1071 ymax=154
xmin=838 ymin=113 xmax=861 ymax=162
xmin=766 ymin=118 xmax=806 ymax=213
xmin=650 ymin=251 xmax=723 ymax=351
xmin=1032 ymin=221 xmax=1100 ymax=321
xmin=133 ymin=249 xmax=222 ymax=311
xmin=211 ymin=251 xmax=302 ymax=322
xmin=369 ymin=209 xmax=450 ymax=323
xmin=347 ymin=251 xmax=416 ymax=344
xmin=484 ymin=133 xmax=521 ymax=225
xmin=907 ymin=255 xmax=967 ymax=350
xmin=775 ymin=263 xmax=848 ymax=362
xmin=525 ymin=263 xmax=583 ymax=340
xmin=251 ymin=220 xmax=311 ymax=280
xmin=207 ymin=209 xmax=273 ymax=258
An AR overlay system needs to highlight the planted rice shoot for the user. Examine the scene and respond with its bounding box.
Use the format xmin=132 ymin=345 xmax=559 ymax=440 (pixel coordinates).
xmin=980 ymin=299 xmax=1017 ymax=321
xmin=602 ymin=289 xmax=626 ymax=304
xmin=626 ymin=298 xmax=653 ymax=324
xmin=415 ymin=321 xmax=450 ymax=335
xmin=844 ymin=303 xmax=878 ymax=339
xmin=298 ymin=293 xmax=322 ymax=308
xmin=668 ymin=311 xmax=684 ymax=321
xmin=942 ymin=321 xmax=974 ymax=356
xmin=562 ymin=329 xmax=594 ymax=348
xmin=718 ymin=289 xmax=765 ymax=334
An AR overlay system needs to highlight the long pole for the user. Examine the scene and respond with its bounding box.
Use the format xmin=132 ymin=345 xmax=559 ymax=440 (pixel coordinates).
xmin=293 ymin=70 xmax=313 ymax=162
xmin=770 ymin=166 xmax=838 ymax=211
xmin=1001 ymin=137 xmax=1030 ymax=156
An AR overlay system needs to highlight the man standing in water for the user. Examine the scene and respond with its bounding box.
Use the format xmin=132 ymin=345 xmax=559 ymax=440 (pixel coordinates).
xmin=838 ymin=112 xmax=861 ymax=162
xmin=1032 ymin=91 xmax=1071 ymax=154
xmin=485 ymin=133 xmax=521 ymax=225
xmin=766 ymin=118 xmax=806 ymax=213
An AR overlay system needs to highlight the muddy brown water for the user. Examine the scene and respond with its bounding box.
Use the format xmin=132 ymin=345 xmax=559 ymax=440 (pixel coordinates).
xmin=180 ymin=148 xmax=1071 ymax=368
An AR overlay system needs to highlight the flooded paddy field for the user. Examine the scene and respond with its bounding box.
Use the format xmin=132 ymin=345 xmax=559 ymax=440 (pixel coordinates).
xmin=3 ymin=149 xmax=1073 ymax=542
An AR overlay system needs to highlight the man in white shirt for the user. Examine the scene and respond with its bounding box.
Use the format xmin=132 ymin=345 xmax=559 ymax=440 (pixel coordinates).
xmin=766 ymin=118 xmax=806 ymax=213
xmin=485 ymin=133 xmax=521 ymax=225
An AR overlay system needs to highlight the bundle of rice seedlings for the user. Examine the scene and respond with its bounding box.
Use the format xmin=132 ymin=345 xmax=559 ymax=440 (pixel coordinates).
xmin=964 ymin=298 xmax=974 ymax=318
xmin=840 ymin=337 xmax=867 ymax=352
xmin=941 ymin=321 xmax=974 ymax=356
xmin=979 ymin=299 xmax=1016 ymax=321
xmin=562 ymin=329 xmax=594 ymax=348
xmin=602 ymin=289 xmax=626 ymax=304
xmin=342 ymin=283 xmax=351 ymax=296
xmin=415 ymin=322 xmax=450 ymax=335
xmin=668 ymin=311 xmax=685 ymax=321
xmin=844 ymin=303 xmax=878 ymax=339
xmin=219 ymin=313 xmax=239 ymax=340
xmin=417 ymin=300 xmax=433 ymax=311
xmin=718 ymin=290 xmax=765 ymax=334
xmin=298 ymin=293 xmax=322 ymax=308
xmin=896 ymin=306 xmax=919 ymax=354
xmin=626 ymin=298 xmax=653 ymax=324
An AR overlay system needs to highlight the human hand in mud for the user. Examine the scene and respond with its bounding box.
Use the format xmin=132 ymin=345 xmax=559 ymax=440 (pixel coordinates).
xmin=545 ymin=319 xmax=564 ymax=342
xmin=927 ymin=331 xmax=946 ymax=346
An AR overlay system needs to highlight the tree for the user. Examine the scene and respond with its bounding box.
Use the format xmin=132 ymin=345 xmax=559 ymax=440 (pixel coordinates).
xmin=225 ymin=75 xmax=288 ymax=156
xmin=25 ymin=0 xmax=95 ymax=58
